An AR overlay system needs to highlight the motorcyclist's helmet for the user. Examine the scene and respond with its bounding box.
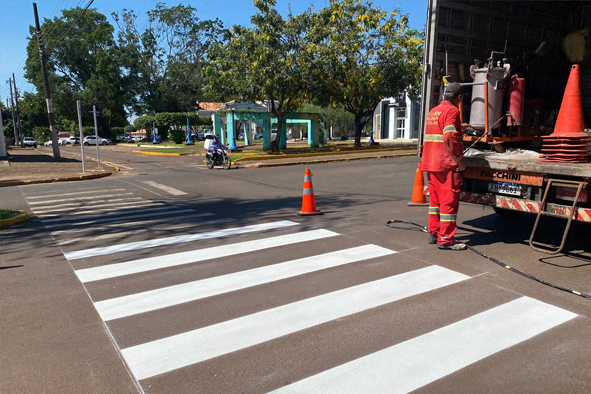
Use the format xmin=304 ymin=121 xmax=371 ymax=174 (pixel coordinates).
xmin=214 ymin=135 xmax=220 ymax=140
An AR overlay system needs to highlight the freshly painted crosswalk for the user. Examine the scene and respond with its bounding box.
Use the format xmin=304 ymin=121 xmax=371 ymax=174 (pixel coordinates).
xmin=21 ymin=185 xmax=581 ymax=393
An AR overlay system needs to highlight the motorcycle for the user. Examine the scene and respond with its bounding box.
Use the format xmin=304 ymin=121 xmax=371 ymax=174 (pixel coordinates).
xmin=204 ymin=147 xmax=232 ymax=170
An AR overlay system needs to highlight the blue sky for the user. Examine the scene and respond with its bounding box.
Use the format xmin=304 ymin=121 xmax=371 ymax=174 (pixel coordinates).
xmin=0 ymin=0 xmax=427 ymax=101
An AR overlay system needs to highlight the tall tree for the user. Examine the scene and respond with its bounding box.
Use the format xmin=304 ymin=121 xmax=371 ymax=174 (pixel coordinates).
xmin=24 ymin=7 xmax=127 ymax=135
xmin=305 ymin=0 xmax=423 ymax=147
xmin=205 ymin=0 xmax=310 ymax=151
xmin=113 ymin=3 xmax=225 ymax=116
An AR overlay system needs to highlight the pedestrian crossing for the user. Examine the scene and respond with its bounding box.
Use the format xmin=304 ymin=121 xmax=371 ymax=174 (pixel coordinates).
xmin=20 ymin=184 xmax=581 ymax=393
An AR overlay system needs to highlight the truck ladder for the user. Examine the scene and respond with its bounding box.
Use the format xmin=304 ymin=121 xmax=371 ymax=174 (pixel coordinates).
xmin=529 ymin=179 xmax=586 ymax=254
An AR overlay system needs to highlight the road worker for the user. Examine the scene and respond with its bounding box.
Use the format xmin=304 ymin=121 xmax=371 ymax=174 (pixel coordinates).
xmin=421 ymin=82 xmax=467 ymax=250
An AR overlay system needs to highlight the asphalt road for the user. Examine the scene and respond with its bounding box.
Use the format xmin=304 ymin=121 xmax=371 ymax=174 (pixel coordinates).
xmin=1 ymin=146 xmax=590 ymax=394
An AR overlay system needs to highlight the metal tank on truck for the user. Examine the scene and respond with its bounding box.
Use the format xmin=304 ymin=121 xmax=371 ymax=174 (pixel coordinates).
xmin=468 ymin=56 xmax=510 ymax=132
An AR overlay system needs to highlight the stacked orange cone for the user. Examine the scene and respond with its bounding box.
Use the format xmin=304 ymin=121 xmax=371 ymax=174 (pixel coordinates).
xmin=408 ymin=161 xmax=429 ymax=206
xmin=541 ymin=64 xmax=590 ymax=163
xmin=298 ymin=168 xmax=323 ymax=216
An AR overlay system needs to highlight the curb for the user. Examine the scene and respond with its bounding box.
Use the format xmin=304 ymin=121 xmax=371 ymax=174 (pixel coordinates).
xmin=0 ymin=171 xmax=112 ymax=187
xmin=236 ymin=146 xmax=416 ymax=161
xmin=0 ymin=211 xmax=29 ymax=228
xmin=234 ymin=152 xmax=418 ymax=168
xmin=133 ymin=150 xmax=193 ymax=156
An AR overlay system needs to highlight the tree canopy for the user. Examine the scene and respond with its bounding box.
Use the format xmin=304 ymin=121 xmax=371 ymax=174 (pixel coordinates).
xmin=304 ymin=0 xmax=423 ymax=146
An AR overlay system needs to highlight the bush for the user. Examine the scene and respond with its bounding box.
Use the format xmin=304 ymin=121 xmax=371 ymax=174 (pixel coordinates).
xmin=168 ymin=128 xmax=186 ymax=144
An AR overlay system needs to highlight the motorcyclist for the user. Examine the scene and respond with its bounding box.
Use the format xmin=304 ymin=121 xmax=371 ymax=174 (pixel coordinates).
xmin=208 ymin=135 xmax=224 ymax=162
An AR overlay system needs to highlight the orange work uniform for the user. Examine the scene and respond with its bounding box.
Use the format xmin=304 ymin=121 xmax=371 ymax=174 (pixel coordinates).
xmin=421 ymin=101 xmax=464 ymax=246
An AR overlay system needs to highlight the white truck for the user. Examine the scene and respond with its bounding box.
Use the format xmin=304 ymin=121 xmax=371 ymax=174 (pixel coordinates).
xmin=421 ymin=0 xmax=591 ymax=253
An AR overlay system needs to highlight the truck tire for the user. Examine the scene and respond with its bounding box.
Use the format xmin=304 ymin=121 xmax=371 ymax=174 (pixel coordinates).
xmin=493 ymin=207 xmax=524 ymax=218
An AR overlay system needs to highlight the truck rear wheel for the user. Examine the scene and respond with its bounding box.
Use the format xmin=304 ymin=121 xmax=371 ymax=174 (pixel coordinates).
xmin=493 ymin=207 xmax=524 ymax=218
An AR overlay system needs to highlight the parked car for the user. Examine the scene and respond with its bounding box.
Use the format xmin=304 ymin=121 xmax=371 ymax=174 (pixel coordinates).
xmin=103 ymin=138 xmax=112 ymax=145
xmin=83 ymin=136 xmax=107 ymax=145
xmin=133 ymin=136 xmax=146 ymax=142
xmin=21 ymin=137 xmax=37 ymax=148
xmin=66 ymin=137 xmax=80 ymax=145
xmin=44 ymin=140 xmax=52 ymax=146
xmin=59 ymin=138 xmax=68 ymax=145
xmin=253 ymin=133 xmax=264 ymax=140
xmin=237 ymin=132 xmax=245 ymax=140
xmin=197 ymin=129 xmax=214 ymax=140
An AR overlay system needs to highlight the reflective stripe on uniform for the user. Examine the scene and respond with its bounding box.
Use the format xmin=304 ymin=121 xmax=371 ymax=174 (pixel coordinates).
xmin=428 ymin=207 xmax=440 ymax=215
xmin=443 ymin=125 xmax=457 ymax=134
xmin=424 ymin=134 xmax=444 ymax=142
xmin=440 ymin=213 xmax=457 ymax=222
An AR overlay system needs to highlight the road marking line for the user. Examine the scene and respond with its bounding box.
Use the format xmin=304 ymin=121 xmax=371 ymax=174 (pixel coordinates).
xmin=49 ymin=213 xmax=218 ymax=235
xmin=41 ymin=204 xmax=174 ymax=223
xmin=30 ymin=198 xmax=145 ymax=213
xmin=121 ymin=265 xmax=470 ymax=380
xmin=25 ymin=189 xmax=126 ymax=199
xmin=57 ymin=218 xmax=238 ymax=246
xmin=96 ymin=244 xmax=396 ymax=321
xmin=36 ymin=201 xmax=162 ymax=218
xmin=28 ymin=193 xmax=135 ymax=205
xmin=74 ymin=226 xmax=326 ymax=282
xmin=68 ymin=220 xmax=300 ymax=263
xmin=270 ymin=297 xmax=578 ymax=394
xmin=142 ymin=181 xmax=187 ymax=196
xmin=44 ymin=209 xmax=199 ymax=230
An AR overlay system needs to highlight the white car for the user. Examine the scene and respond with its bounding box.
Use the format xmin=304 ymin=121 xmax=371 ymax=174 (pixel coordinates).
xmin=270 ymin=129 xmax=293 ymax=140
xmin=83 ymin=136 xmax=107 ymax=145
xmin=21 ymin=137 xmax=37 ymax=148
xmin=58 ymin=138 xmax=69 ymax=145
xmin=44 ymin=140 xmax=53 ymax=146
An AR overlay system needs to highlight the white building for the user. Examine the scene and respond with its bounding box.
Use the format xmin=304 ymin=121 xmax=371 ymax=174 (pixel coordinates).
xmin=372 ymin=94 xmax=420 ymax=140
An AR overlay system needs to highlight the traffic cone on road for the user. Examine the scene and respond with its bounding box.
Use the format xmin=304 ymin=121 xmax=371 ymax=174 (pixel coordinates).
xmin=298 ymin=168 xmax=323 ymax=216
xmin=408 ymin=161 xmax=429 ymax=206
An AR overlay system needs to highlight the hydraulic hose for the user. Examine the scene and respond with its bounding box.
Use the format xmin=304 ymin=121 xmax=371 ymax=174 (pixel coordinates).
xmin=385 ymin=219 xmax=591 ymax=301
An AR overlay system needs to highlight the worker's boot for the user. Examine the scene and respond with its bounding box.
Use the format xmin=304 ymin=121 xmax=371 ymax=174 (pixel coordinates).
xmin=428 ymin=233 xmax=437 ymax=244
xmin=437 ymin=243 xmax=467 ymax=251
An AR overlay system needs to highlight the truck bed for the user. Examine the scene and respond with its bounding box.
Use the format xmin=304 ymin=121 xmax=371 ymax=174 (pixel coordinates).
xmin=464 ymin=150 xmax=591 ymax=178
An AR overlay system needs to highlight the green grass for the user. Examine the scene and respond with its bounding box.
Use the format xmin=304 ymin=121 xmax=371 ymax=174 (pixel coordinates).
xmin=1 ymin=209 xmax=20 ymax=220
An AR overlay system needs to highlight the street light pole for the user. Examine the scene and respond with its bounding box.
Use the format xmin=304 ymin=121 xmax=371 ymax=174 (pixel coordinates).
xmin=186 ymin=114 xmax=193 ymax=145
xmin=228 ymin=108 xmax=237 ymax=151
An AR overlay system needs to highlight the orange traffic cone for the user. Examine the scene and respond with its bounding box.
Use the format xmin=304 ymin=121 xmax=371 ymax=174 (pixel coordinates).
xmin=547 ymin=64 xmax=586 ymax=138
xmin=408 ymin=161 xmax=429 ymax=206
xmin=298 ymin=168 xmax=323 ymax=216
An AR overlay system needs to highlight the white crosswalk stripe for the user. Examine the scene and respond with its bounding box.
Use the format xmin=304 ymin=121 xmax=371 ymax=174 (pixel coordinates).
xmin=75 ymin=228 xmax=332 ymax=282
xmin=67 ymin=220 xmax=300 ymax=261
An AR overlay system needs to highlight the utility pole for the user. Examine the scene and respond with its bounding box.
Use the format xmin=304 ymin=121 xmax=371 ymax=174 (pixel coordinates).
xmin=33 ymin=2 xmax=60 ymax=159
xmin=12 ymin=74 xmax=23 ymax=140
xmin=0 ymin=106 xmax=7 ymax=157
xmin=76 ymin=100 xmax=86 ymax=173
xmin=91 ymin=105 xmax=101 ymax=166
xmin=7 ymin=80 xmax=18 ymax=146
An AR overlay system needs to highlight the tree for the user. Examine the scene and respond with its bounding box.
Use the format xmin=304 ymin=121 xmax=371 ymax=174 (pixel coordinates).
xmin=298 ymin=103 xmax=354 ymax=139
xmin=24 ymin=7 xmax=127 ymax=135
xmin=305 ymin=0 xmax=423 ymax=147
xmin=205 ymin=0 xmax=310 ymax=151
xmin=113 ymin=3 xmax=225 ymax=115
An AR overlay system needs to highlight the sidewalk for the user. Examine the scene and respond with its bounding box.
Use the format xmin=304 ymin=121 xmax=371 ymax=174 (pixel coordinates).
xmin=0 ymin=147 xmax=114 ymax=187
